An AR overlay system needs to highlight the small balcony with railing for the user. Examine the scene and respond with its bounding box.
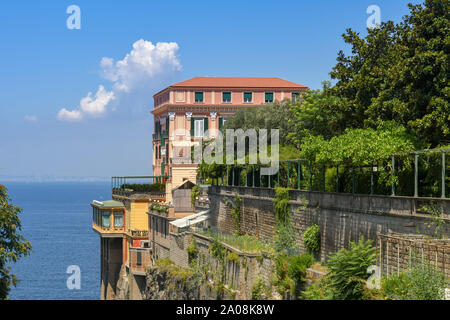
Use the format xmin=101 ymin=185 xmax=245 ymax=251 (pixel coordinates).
xmin=91 ymin=200 xmax=126 ymax=236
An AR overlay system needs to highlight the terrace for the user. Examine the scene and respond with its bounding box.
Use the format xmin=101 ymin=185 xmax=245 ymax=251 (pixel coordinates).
xmin=111 ymin=176 xmax=169 ymax=200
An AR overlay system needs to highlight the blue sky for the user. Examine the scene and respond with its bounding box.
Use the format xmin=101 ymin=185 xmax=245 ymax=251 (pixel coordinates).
xmin=0 ymin=0 xmax=421 ymax=181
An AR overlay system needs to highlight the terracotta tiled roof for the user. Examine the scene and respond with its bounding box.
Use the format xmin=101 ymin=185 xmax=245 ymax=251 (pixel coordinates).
xmin=169 ymin=77 xmax=308 ymax=89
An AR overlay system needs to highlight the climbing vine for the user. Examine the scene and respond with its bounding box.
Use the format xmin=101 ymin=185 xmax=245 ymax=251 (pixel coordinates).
xmin=225 ymin=194 xmax=243 ymax=235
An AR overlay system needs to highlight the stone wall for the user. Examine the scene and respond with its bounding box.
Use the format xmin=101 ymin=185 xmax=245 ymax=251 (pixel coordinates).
xmin=208 ymin=186 xmax=450 ymax=263
xmin=169 ymin=231 xmax=274 ymax=300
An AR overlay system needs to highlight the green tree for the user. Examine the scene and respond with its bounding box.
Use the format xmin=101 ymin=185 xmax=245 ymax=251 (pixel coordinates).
xmin=329 ymin=0 xmax=449 ymax=147
xmin=0 ymin=185 xmax=32 ymax=299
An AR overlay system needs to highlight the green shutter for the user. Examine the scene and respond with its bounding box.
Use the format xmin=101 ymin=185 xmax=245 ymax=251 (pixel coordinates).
xmin=166 ymin=117 xmax=169 ymax=132
xmin=195 ymin=92 xmax=203 ymax=102
xmin=223 ymin=92 xmax=231 ymax=102
xmin=204 ymin=118 xmax=209 ymax=137
xmin=166 ymin=144 xmax=169 ymax=164
xmin=158 ymin=145 xmax=161 ymax=159
xmin=191 ymin=117 xmax=195 ymax=136
xmin=219 ymin=117 xmax=223 ymax=131
xmin=265 ymin=92 xmax=273 ymax=103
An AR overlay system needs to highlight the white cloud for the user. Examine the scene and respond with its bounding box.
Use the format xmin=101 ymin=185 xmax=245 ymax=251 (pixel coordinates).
xmin=100 ymin=40 xmax=181 ymax=92
xmin=57 ymin=108 xmax=83 ymax=122
xmin=58 ymin=39 xmax=181 ymax=122
xmin=79 ymin=85 xmax=115 ymax=116
xmin=24 ymin=115 xmax=38 ymax=123
xmin=57 ymin=85 xmax=114 ymax=122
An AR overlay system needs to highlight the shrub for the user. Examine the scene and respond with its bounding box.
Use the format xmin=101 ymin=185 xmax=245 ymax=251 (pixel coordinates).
xmin=226 ymin=251 xmax=240 ymax=264
xmin=121 ymin=183 xmax=165 ymax=193
xmin=287 ymin=254 xmax=314 ymax=284
xmin=273 ymin=221 xmax=298 ymax=256
xmin=326 ymin=237 xmax=376 ymax=300
xmin=155 ymin=258 xmax=173 ymax=267
xmin=251 ymin=278 xmax=270 ymax=300
xmin=190 ymin=185 xmax=200 ymax=206
xmin=274 ymin=253 xmax=313 ymax=296
xmin=301 ymin=276 xmax=334 ymax=300
xmin=382 ymin=259 xmax=448 ymax=300
xmin=273 ymin=188 xmax=290 ymax=225
xmin=303 ymin=224 xmax=321 ymax=254
xmin=187 ymin=238 xmax=198 ymax=262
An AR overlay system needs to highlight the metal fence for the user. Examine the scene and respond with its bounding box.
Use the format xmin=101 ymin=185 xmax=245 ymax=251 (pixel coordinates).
xmin=214 ymin=148 xmax=449 ymax=199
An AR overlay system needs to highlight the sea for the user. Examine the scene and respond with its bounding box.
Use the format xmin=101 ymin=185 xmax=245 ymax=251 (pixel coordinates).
xmin=4 ymin=182 xmax=111 ymax=300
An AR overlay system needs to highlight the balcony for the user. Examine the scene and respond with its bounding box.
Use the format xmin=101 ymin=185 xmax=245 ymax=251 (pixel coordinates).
xmin=131 ymin=229 xmax=149 ymax=238
xmin=111 ymin=176 xmax=169 ymax=200
xmin=91 ymin=200 xmax=125 ymax=237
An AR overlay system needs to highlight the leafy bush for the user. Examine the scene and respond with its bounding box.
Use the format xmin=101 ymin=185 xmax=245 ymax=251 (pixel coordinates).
xmin=187 ymin=238 xmax=198 ymax=262
xmin=149 ymin=202 xmax=169 ymax=214
xmin=274 ymin=253 xmax=313 ymax=296
xmin=226 ymin=251 xmax=240 ymax=264
xmin=326 ymin=237 xmax=376 ymax=300
xmin=273 ymin=188 xmax=290 ymax=225
xmin=382 ymin=259 xmax=448 ymax=300
xmin=190 ymin=185 xmax=200 ymax=206
xmin=251 ymin=278 xmax=270 ymax=300
xmin=303 ymin=224 xmax=321 ymax=254
xmin=121 ymin=183 xmax=165 ymax=193
xmin=301 ymin=276 xmax=334 ymax=300
xmin=273 ymin=222 xmax=298 ymax=256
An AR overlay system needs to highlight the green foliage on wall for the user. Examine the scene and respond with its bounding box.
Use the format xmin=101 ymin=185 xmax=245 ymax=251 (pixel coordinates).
xmin=187 ymin=238 xmax=198 ymax=263
xmin=190 ymin=185 xmax=200 ymax=206
xmin=225 ymin=194 xmax=242 ymax=235
xmin=303 ymin=224 xmax=321 ymax=254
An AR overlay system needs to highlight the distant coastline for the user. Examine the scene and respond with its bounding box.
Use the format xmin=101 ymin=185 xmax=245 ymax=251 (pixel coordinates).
xmin=0 ymin=176 xmax=111 ymax=183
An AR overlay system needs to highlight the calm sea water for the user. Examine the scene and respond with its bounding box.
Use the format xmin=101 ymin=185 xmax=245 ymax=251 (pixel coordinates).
xmin=4 ymin=182 xmax=111 ymax=300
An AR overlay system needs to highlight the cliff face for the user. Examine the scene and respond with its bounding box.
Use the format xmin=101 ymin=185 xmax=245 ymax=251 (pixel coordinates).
xmin=142 ymin=263 xmax=235 ymax=300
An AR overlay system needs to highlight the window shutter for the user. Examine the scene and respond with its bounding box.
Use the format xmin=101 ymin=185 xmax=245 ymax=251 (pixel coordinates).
xmin=204 ymin=118 xmax=208 ymax=137
xmin=265 ymin=92 xmax=273 ymax=103
xmin=190 ymin=117 xmax=195 ymax=136
xmin=166 ymin=117 xmax=169 ymax=132
xmin=166 ymin=144 xmax=169 ymax=163
xmin=219 ymin=117 xmax=223 ymax=131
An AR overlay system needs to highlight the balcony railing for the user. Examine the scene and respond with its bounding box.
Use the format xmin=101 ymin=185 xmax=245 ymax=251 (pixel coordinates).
xmin=131 ymin=229 xmax=149 ymax=238
xmin=111 ymin=176 xmax=170 ymax=198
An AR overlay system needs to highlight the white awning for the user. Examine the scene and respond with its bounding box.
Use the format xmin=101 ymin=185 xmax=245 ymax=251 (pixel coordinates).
xmin=170 ymin=210 xmax=210 ymax=228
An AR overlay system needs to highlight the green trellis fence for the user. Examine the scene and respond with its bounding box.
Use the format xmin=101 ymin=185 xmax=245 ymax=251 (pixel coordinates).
xmin=209 ymin=148 xmax=449 ymax=199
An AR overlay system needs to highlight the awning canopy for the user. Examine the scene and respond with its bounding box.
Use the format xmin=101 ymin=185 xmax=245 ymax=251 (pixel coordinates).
xmin=170 ymin=210 xmax=210 ymax=229
xmin=91 ymin=200 xmax=124 ymax=208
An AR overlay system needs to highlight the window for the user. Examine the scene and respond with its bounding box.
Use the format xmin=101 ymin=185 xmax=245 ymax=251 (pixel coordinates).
xmin=114 ymin=212 xmax=124 ymax=228
xmin=292 ymin=92 xmax=300 ymax=103
xmin=243 ymin=92 xmax=252 ymax=103
xmin=265 ymin=92 xmax=274 ymax=103
xmin=136 ymin=251 xmax=142 ymax=266
xmin=101 ymin=211 xmax=111 ymax=228
xmin=194 ymin=119 xmax=204 ymax=137
xmin=195 ymin=92 xmax=204 ymax=103
xmin=218 ymin=117 xmax=228 ymax=131
xmin=222 ymin=92 xmax=231 ymax=103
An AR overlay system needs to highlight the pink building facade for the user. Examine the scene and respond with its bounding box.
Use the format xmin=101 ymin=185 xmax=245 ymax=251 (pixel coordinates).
xmin=151 ymin=77 xmax=308 ymax=198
